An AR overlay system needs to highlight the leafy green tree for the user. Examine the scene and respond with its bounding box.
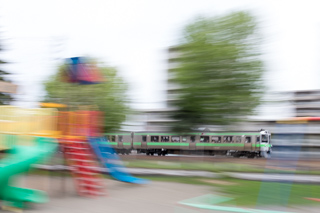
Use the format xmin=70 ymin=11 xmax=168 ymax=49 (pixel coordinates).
xmin=43 ymin=60 xmax=129 ymax=132
xmin=169 ymin=11 xmax=264 ymax=132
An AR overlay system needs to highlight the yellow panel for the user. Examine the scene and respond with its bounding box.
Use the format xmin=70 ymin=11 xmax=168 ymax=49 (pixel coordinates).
xmin=0 ymin=134 xmax=7 ymax=150
xmin=0 ymin=106 xmax=58 ymax=136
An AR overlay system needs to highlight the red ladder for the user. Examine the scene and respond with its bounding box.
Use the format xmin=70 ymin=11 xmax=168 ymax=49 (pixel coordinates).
xmin=61 ymin=137 xmax=106 ymax=197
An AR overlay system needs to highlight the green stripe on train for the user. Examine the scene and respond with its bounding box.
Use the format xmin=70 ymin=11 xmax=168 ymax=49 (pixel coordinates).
xmin=133 ymin=142 xmax=141 ymax=145
xmin=190 ymin=133 xmax=260 ymax=136
xmin=196 ymin=143 xmax=244 ymax=147
xmin=147 ymin=142 xmax=189 ymax=146
xmin=253 ymin=144 xmax=272 ymax=147
xmin=134 ymin=133 xmax=260 ymax=136
xmin=123 ymin=142 xmax=131 ymax=145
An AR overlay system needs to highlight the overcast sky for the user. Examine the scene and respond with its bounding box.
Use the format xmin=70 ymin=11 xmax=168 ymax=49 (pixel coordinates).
xmin=1 ymin=0 xmax=320 ymax=119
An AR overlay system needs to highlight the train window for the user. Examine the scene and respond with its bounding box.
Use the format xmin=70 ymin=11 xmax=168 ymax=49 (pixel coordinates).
xmin=182 ymin=137 xmax=187 ymax=142
xmin=211 ymin=136 xmax=221 ymax=143
xmin=191 ymin=136 xmax=195 ymax=142
xmin=256 ymin=136 xmax=260 ymax=142
xmin=223 ymin=136 xmax=233 ymax=143
xmin=235 ymin=136 xmax=241 ymax=143
xmin=261 ymin=135 xmax=268 ymax=143
xmin=111 ymin=136 xmax=116 ymax=142
xmin=161 ymin=136 xmax=169 ymax=142
xmin=151 ymin=136 xmax=159 ymax=142
xmin=171 ymin=136 xmax=180 ymax=142
xmin=245 ymin=136 xmax=251 ymax=143
xmin=142 ymin=136 xmax=147 ymax=142
xmin=118 ymin=136 xmax=123 ymax=142
xmin=200 ymin=136 xmax=209 ymax=143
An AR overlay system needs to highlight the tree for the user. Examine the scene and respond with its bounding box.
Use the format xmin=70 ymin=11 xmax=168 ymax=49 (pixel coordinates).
xmin=0 ymin=43 xmax=13 ymax=105
xmin=43 ymin=60 xmax=129 ymax=132
xmin=169 ymin=11 xmax=264 ymax=132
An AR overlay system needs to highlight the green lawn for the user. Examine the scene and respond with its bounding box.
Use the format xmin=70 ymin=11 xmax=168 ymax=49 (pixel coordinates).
xmin=137 ymin=175 xmax=320 ymax=207
xmin=218 ymin=178 xmax=320 ymax=207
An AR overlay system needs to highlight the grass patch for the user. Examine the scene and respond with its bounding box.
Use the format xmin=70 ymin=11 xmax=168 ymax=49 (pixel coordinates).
xmin=216 ymin=178 xmax=320 ymax=207
xmin=136 ymin=175 xmax=320 ymax=207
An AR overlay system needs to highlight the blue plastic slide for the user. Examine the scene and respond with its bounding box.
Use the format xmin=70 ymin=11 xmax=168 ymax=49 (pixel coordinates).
xmin=89 ymin=137 xmax=148 ymax=184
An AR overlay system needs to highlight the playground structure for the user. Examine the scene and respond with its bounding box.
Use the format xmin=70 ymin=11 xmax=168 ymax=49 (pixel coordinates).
xmin=0 ymin=57 xmax=146 ymax=210
xmin=0 ymin=105 xmax=147 ymax=210
xmin=0 ymin=106 xmax=59 ymax=209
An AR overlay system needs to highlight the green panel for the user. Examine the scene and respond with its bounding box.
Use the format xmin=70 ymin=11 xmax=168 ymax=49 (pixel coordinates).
xmin=133 ymin=142 xmax=141 ymax=145
xmin=196 ymin=143 xmax=244 ymax=147
xmin=123 ymin=142 xmax=131 ymax=145
xmin=147 ymin=142 xmax=189 ymax=146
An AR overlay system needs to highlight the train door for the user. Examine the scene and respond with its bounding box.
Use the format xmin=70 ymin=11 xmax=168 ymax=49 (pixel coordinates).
xmin=189 ymin=135 xmax=196 ymax=150
xmin=118 ymin=135 xmax=123 ymax=149
xmin=123 ymin=134 xmax=132 ymax=150
xmin=141 ymin=135 xmax=148 ymax=149
xmin=244 ymin=135 xmax=252 ymax=151
xmin=260 ymin=133 xmax=270 ymax=153
xmin=254 ymin=135 xmax=260 ymax=152
xmin=107 ymin=135 xmax=117 ymax=146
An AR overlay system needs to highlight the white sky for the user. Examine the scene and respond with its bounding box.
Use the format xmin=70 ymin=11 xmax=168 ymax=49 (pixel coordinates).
xmin=1 ymin=0 xmax=320 ymax=119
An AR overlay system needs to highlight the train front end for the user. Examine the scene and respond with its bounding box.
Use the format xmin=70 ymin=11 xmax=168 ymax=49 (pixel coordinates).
xmin=259 ymin=129 xmax=272 ymax=157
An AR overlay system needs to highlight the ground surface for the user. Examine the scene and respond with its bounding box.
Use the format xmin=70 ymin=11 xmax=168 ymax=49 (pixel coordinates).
xmin=13 ymin=175 xmax=216 ymax=213
xmin=2 ymin=175 xmax=319 ymax=213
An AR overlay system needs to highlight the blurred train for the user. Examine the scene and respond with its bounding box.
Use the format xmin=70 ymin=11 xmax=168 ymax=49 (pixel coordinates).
xmin=104 ymin=129 xmax=272 ymax=158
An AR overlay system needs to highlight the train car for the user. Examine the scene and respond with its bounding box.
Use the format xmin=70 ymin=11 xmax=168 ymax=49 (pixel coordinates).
xmin=104 ymin=132 xmax=132 ymax=154
xmin=131 ymin=129 xmax=272 ymax=158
